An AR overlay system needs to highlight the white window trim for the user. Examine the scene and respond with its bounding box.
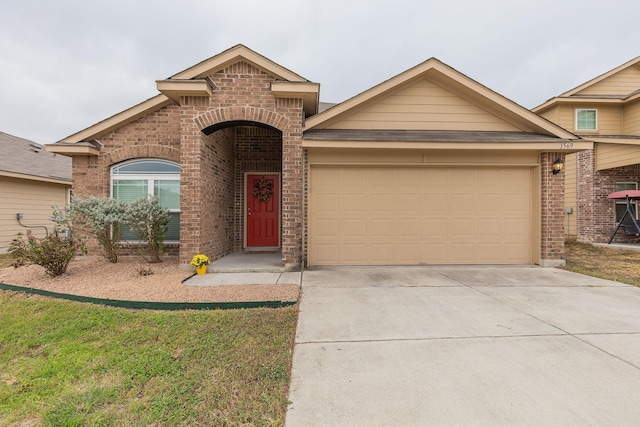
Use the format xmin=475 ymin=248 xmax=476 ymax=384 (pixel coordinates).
xmin=110 ymin=164 xmax=180 ymax=243
xmin=575 ymin=108 xmax=598 ymax=131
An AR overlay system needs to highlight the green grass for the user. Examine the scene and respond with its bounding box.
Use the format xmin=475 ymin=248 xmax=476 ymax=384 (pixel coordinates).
xmin=0 ymin=292 xmax=298 ymax=426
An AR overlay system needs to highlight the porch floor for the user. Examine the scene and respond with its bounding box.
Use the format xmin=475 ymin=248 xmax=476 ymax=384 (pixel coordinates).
xmin=209 ymin=251 xmax=285 ymax=273
xmin=184 ymin=251 xmax=302 ymax=287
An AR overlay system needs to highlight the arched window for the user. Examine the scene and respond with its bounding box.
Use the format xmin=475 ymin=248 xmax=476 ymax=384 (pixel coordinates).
xmin=111 ymin=159 xmax=180 ymax=241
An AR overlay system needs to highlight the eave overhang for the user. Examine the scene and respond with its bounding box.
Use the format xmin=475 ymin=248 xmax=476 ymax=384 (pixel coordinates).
xmin=46 ymin=140 xmax=102 ymax=157
xmin=0 ymin=170 xmax=72 ymax=185
xmin=156 ymin=78 xmax=216 ymax=103
xmin=60 ymin=95 xmax=173 ymax=143
xmin=590 ymin=136 xmax=640 ymax=145
xmin=271 ymin=81 xmax=320 ymax=117
xmin=302 ymin=140 xmax=592 ymax=152
xmin=302 ymin=130 xmax=592 ymax=152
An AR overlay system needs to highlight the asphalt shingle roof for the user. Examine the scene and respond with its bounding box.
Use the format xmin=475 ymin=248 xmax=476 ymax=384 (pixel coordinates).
xmin=0 ymin=131 xmax=71 ymax=181
xmin=302 ymin=129 xmax=575 ymax=143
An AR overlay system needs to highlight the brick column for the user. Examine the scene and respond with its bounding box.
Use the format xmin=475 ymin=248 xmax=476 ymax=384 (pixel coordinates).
xmin=540 ymin=152 xmax=565 ymax=266
xmin=178 ymin=106 xmax=204 ymax=265
xmin=278 ymin=99 xmax=304 ymax=269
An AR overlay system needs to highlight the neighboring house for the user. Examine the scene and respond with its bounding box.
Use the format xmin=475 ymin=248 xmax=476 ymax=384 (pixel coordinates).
xmin=47 ymin=44 xmax=590 ymax=268
xmin=0 ymin=131 xmax=72 ymax=252
xmin=534 ymin=56 xmax=640 ymax=243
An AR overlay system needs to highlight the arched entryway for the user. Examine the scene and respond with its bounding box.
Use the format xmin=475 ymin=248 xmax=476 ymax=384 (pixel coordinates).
xmin=179 ymin=105 xmax=292 ymax=267
xmin=202 ymin=120 xmax=283 ymax=253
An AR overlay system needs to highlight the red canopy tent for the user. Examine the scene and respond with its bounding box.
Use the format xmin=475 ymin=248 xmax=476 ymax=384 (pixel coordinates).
xmin=607 ymin=190 xmax=640 ymax=244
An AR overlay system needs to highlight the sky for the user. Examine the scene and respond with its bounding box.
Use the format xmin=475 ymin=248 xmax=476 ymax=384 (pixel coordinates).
xmin=1 ymin=0 xmax=640 ymax=144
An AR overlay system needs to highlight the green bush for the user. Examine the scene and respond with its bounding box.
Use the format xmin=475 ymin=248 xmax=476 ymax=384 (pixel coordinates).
xmin=53 ymin=198 xmax=127 ymax=263
xmin=8 ymin=234 xmax=85 ymax=277
xmin=123 ymin=197 xmax=170 ymax=263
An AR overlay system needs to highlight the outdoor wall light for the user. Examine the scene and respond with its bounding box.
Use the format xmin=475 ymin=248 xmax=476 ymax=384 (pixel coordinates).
xmin=552 ymin=158 xmax=564 ymax=174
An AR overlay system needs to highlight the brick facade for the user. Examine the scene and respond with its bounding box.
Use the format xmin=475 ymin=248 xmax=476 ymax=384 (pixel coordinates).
xmin=71 ymin=60 xmax=304 ymax=267
xmin=576 ymin=149 xmax=640 ymax=243
xmin=540 ymin=152 xmax=565 ymax=264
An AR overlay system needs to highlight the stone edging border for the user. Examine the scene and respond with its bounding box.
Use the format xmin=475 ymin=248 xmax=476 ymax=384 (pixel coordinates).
xmin=0 ymin=282 xmax=297 ymax=311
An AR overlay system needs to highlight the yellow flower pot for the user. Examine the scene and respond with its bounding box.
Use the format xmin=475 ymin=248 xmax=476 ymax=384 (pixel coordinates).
xmin=195 ymin=265 xmax=207 ymax=275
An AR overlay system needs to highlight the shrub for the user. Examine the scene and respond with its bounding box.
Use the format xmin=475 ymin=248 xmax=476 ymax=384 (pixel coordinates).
xmin=54 ymin=198 xmax=127 ymax=263
xmin=136 ymin=265 xmax=154 ymax=276
xmin=123 ymin=197 xmax=170 ymax=263
xmin=9 ymin=234 xmax=85 ymax=277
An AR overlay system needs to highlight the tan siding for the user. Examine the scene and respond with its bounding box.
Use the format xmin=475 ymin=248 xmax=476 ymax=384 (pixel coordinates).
xmin=555 ymin=105 xmax=575 ymax=130
xmin=564 ymin=153 xmax=577 ymax=236
xmin=624 ymin=101 xmax=640 ymax=135
xmin=576 ymin=66 xmax=640 ymax=96
xmin=0 ymin=177 xmax=70 ymax=251
xmin=571 ymin=105 xmax=623 ymax=134
xmin=596 ymin=105 xmax=623 ymax=134
xmin=595 ymin=143 xmax=640 ymax=170
xmin=538 ymin=108 xmax=558 ymax=126
xmin=325 ymin=78 xmax=521 ymax=131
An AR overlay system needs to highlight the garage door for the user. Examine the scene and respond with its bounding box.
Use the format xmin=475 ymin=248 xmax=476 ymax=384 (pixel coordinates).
xmin=309 ymin=166 xmax=532 ymax=265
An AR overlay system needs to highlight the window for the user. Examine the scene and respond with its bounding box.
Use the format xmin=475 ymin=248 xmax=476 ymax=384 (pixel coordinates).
xmin=576 ymin=109 xmax=597 ymax=131
xmin=615 ymin=182 xmax=637 ymax=223
xmin=111 ymin=159 xmax=180 ymax=241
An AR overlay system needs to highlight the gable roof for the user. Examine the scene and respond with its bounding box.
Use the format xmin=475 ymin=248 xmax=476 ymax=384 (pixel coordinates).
xmin=304 ymin=57 xmax=578 ymax=140
xmin=52 ymin=45 xmax=316 ymax=146
xmin=0 ymin=132 xmax=71 ymax=184
xmin=558 ymin=55 xmax=640 ymax=98
xmin=534 ymin=55 xmax=640 ymax=112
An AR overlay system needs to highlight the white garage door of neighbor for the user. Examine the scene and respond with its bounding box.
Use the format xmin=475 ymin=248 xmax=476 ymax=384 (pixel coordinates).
xmin=309 ymin=166 xmax=533 ymax=265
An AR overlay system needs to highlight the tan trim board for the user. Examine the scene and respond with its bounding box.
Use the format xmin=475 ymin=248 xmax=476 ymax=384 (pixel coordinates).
xmin=271 ymin=81 xmax=320 ymax=116
xmin=590 ymin=137 xmax=640 ymax=146
xmin=0 ymin=170 xmax=72 ymax=185
xmin=60 ymin=95 xmax=173 ymax=143
xmin=46 ymin=144 xmax=101 ymax=156
xmin=301 ymin=139 xmax=593 ymax=151
xmin=156 ymin=79 xmax=214 ymax=103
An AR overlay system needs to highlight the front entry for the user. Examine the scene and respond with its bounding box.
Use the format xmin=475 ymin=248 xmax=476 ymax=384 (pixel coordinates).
xmin=246 ymin=174 xmax=280 ymax=248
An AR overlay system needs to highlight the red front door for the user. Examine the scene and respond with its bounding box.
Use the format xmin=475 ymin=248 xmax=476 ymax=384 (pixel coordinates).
xmin=246 ymin=174 xmax=279 ymax=247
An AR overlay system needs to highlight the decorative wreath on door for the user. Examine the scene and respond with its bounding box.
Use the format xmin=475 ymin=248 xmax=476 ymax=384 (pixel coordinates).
xmin=253 ymin=177 xmax=273 ymax=202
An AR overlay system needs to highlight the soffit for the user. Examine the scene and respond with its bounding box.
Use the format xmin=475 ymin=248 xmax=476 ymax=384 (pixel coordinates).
xmin=302 ymin=129 xmax=592 ymax=152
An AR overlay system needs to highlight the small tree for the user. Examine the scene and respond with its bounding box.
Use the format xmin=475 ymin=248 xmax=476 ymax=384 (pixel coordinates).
xmin=54 ymin=197 xmax=127 ymax=263
xmin=124 ymin=197 xmax=170 ymax=263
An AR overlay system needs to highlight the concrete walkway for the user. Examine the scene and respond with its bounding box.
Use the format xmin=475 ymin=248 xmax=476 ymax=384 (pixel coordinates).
xmin=286 ymin=266 xmax=640 ymax=426
xmin=183 ymin=251 xmax=302 ymax=286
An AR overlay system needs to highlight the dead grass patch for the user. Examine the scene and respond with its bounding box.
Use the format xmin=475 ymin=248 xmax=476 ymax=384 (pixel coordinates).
xmin=563 ymin=239 xmax=640 ymax=286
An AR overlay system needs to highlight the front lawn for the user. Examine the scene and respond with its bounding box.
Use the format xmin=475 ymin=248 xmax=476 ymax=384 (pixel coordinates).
xmin=0 ymin=292 xmax=297 ymax=426
xmin=563 ymin=239 xmax=640 ymax=286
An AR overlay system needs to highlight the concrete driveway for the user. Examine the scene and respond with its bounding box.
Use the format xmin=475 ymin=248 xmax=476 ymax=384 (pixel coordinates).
xmin=286 ymin=266 xmax=640 ymax=426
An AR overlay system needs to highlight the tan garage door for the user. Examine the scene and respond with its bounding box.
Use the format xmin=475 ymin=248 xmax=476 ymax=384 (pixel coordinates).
xmin=309 ymin=166 xmax=533 ymax=265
